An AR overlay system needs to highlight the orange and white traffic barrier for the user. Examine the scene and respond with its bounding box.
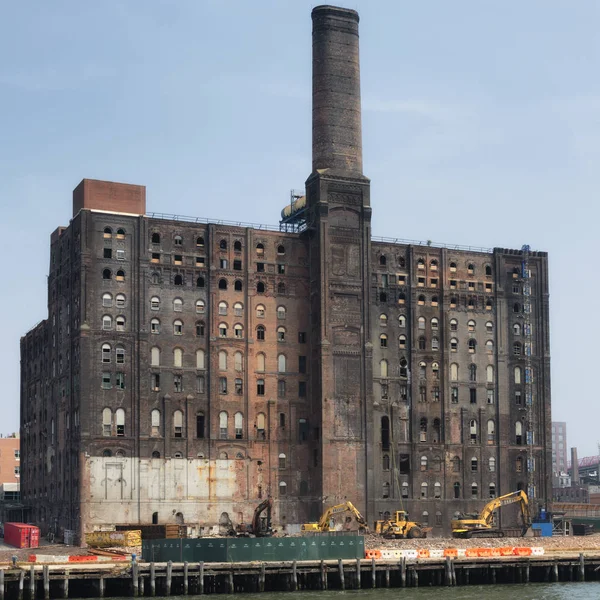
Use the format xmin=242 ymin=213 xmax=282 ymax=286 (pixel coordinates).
xmin=417 ymin=549 xmax=430 ymax=559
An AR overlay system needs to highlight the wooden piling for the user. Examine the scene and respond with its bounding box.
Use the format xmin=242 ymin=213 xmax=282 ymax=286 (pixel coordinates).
xmin=139 ymin=575 xmax=145 ymax=597
xmin=445 ymin=556 xmax=452 ymax=586
xmin=356 ymin=558 xmax=361 ymax=589
xmin=385 ymin=566 xmax=390 ymax=588
xmin=464 ymin=567 xmax=470 ymax=585
xmin=62 ymin=570 xmax=69 ymax=599
xmin=292 ymin=561 xmax=298 ymax=591
xmin=320 ymin=560 xmax=327 ymax=590
xmin=524 ymin=564 xmax=530 ymax=584
xmin=0 ymin=569 xmax=4 ymax=600
xmin=183 ymin=561 xmax=189 ymax=595
xmin=229 ymin=568 xmax=235 ymax=594
xmin=18 ymin=570 xmax=24 ymax=600
xmin=579 ymin=553 xmax=585 ymax=582
xmin=150 ymin=563 xmax=156 ymax=596
xmin=400 ymin=557 xmax=406 ymax=588
xmin=371 ymin=557 xmax=376 ymax=588
xmin=259 ymin=563 xmax=265 ymax=593
xmin=553 ymin=562 xmax=559 ymax=582
xmin=132 ymin=561 xmax=139 ymax=597
xmin=29 ymin=565 xmax=35 ymax=600
xmin=413 ymin=568 xmax=418 ymax=588
xmin=199 ymin=562 xmax=205 ymax=595
xmin=99 ymin=576 xmax=105 ymax=598
xmin=43 ymin=565 xmax=50 ymax=600
xmin=451 ymin=560 xmax=457 ymax=587
xmin=166 ymin=561 xmax=173 ymax=596
xmin=338 ymin=559 xmax=345 ymax=591
xmin=491 ymin=566 xmax=496 ymax=585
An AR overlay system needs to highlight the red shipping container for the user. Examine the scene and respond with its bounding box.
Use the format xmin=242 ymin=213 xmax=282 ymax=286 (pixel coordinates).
xmin=4 ymin=523 xmax=40 ymax=549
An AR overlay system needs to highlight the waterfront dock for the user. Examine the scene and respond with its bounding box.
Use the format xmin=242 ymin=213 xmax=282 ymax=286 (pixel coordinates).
xmin=2 ymin=552 xmax=600 ymax=597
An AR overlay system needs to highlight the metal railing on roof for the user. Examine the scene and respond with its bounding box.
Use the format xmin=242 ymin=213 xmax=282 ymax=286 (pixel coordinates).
xmin=371 ymin=235 xmax=493 ymax=254
xmin=147 ymin=212 xmax=282 ymax=232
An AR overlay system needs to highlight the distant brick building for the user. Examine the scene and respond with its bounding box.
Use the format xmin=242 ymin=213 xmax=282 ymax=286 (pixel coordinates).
xmin=551 ymin=422 xmax=567 ymax=474
xmin=0 ymin=437 xmax=20 ymax=485
xmin=20 ymin=6 xmax=552 ymax=541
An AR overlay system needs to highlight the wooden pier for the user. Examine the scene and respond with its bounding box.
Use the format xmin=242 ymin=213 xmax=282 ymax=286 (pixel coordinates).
xmin=1 ymin=553 xmax=600 ymax=598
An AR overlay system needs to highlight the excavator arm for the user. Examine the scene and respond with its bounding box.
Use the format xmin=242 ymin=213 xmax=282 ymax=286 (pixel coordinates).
xmin=479 ymin=490 xmax=530 ymax=527
xmin=251 ymin=497 xmax=273 ymax=536
xmin=315 ymin=501 xmax=369 ymax=531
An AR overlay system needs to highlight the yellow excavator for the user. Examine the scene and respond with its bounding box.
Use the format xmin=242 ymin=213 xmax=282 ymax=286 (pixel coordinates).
xmin=301 ymin=501 xmax=369 ymax=533
xmin=374 ymin=510 xmax=430 ymax=539
xmin=451 ymin=490 xmax=532 ymax=539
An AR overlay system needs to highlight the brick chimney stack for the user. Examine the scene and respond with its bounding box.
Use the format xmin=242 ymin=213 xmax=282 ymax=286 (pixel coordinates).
xmin=311 ymin=5 xmax=363 ymax=176
xmin=571 ymin=447 xmax=579 ymax=484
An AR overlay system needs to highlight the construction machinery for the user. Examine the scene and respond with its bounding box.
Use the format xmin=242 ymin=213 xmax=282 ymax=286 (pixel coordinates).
xmin=301 ymin=501 xmax=369 ymax=533
xmin=374 ymin=510 xmax=430 ymax=539
xmin=451 ymin=490 xmax=532 ymax=538
xmin=236 ymin=497 xmax=274 ymax=537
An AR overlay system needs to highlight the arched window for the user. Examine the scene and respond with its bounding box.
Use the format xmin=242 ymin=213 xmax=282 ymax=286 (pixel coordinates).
xmin=417 ymin=258 xmax=425 ymax=270
xmin=172 ymin=298 xmax=182 ymax=313
xmin=278 ymin=354 xmax=286 ymax=373
xmin=489 ymin=457 xmax=496 ymax=472
xmin=486 ymin=321 xmax=493 ymax=333
xmin=467 ymin=297 xmax=475 ymax=309
xmin=102 ymin=343 xmax=111 ymax=363
xmin=257 ymin=282 xmax=265 ymax=293
xmin=398 ymin=315 xmax=406 ymax=327
xmin=486 ymin=365 xmax=494 ymax=383
xmin=398 ymin=293 xmax=406 ymax=305
xmin=469 ymin=419 xmax=477 ymax=443
xmin=468 ymin=319 xmax=476 ymax=332
xmin=102 ymin=293 xmax=113 ymax=307
xmin=256 ymin=378 xmax=265 ymax=395
xmin=219 ymin=322 xmax=227 ymax=337
xmin=382 ymin=455 xmax=390 ymax=470
xmin=151 ymin=409 xmax=160 ymax=437
xmin=256 ymin=353 xmax=266 ymax=372
xmin=516 ymin=421 xmax=523 ymax=445
xmin=151 ymin=296 xmax=160 ymax=310
xmin=116 ymin=316 xmax=126 ymax=331
xmin=430 ymin=259 xmax=438 ymax=270
xmin=400 ymin=358 xmax=408 ymax=378
xmin=454 ymin=482 xmax=461 ymax=498
xmin=219 ymin=411 xmax=228 ymax=439
xmin=277 ymin=306 xmax=286 ymax=319
xmin=398 ymin=335 xmax=407 ymax=348
xmin=219 ymin=451 xmax=228 ymax=460
xmin=234 ymin=412 xmax=243 ymax=439
xmin=401 ymin=482 xmax=409 ymax=498
xmin=485 ymin=264 xmax=492 ymax=276
xmin=450 ymin=297 xmax=457 ymax=308
xmin=419 ymin=361 xmax=426 ymax=378
xmin=489 ymin=483 xmax=496 ymax=498
xmin=486 ymin=298 xmax=493 ymax=310
xmin=513 ymin=323 xmax=521 ymax=336
xmin=234 ymin=302 xmax=243 ymax=316
xmin=234 ymin=324 xmax=243 ymax=338
xmin=196 ymin=236 xmax=204 ymax=247
xmin=219 ymin=278 xmax=227 ymax=290
xmin=379 ymin=314 xmax=388 ymax=327
xmin=277 ymin=282 xmax=286 ymax=294
xmin=467 ymin=263 xmax=475 ymax=275
xmin=450 ymin=363 xmax=458 ymax=381
xmin=471 ymin=457 xmax=478 ymax=472
xmin=418 ymin=295 xmax=425 ymax=305
xmin=196 ymin=276 xmax=205 ymax=288
xmin=431 ymin=296 xmax=439 ymax=307
xmin=421 ymin=482 xmax=428 ymax=499
xmin=116 ymin=345 xmax=125 ymax=364
xmin=257 ymin=325 xmax=265 ymax=340
xmin=418 ymin=336 xmax=426 ymax=350
xmin=116 ymin=269 xmax=125 ymax=281
xmin=469 ymin=364 xmax=477 ymax=382
xmin=196 ymin=349 xmax=205 ymax=370
xmin=379 ymin=255 xmax=386 ymax=266
xmin=452 ymin=456 xmax=461 ymax=472
xmin=174 ymin=235 xmax=183 ymax=246
xmin=277 ymin=244 xmax=285 ymax=255
xmin=434 ymin=482 xmax=442 ymax=499
xmin=279 ymin=453 xmax=287 ymax=469
xmin=468 ymin=339 xmax=477 ymax=353
xmin=195 ymin=321 xmax=205 ymax=336
xmin=152 ymin=451 xmax=160 ymax=459
xmin=256 ymin=304 xmax=265 ymax=318
xmin=194 ymin=300 xmax=204 ymax=314
xmin=486 ymin=340 xmax=494 ymax=353
xmin=418 ymin=316 xmax=426 ymax=329
xmin=218 ymin=301 xmax=228 ymax=315
xmin=234 ymin=240 xmax=242 ymax=252
xmin=450 ymin=318 xmax=458 ymax=331
xmin=173 ymin=410 xmax=183 ymax=437
xmin=115 ymin=408 xmax=125 ymax=436
xmin=431 ymin=337 xmax=439 ymax=350
xmin=234 ymin=351 xmax=243 ymax=372
xmin=103 ymin=226 xmax=112 ymax=238
xmin=380 ymin=334 xmax=387 ymax=348
xmin=380 ymin=359 xmax=388 ymax=378
xmin=420 ymin=455 xmax=428 ymax=471
xmin=102 ymin=315 xmax=112 ymax=330
xmin=383 ymin=482 xmax=390 ymax=498
xmin=256 ymin=413 xmax=266 ymax=438
xmin=431 ymin=317 xmax=439 ymax=330
xmin=102 ymin=408 xmax=112 ymax=437
xmin=151 ymin=346 xmax=160 ymax=366
xmin=151 ymin=232 xmax=160 ymax=244
xmin=256 ymin=243 xmax=264 ymax=256
xmin=471 ymin=483 xmax=478 ymax=499
xmin=219 ymin=239 xmax=227 ymax=250
xmin=514 ymin=366 xmax=522 ymax=384
xmin=487 ymin=419 xmax=495 ymax=444
xmin=218 ymin=351 xmax=228 ymax=370
xmin=432 ymin=361 xmax=439 ymax=378
xmin=173 ymin=319 xmax=183 ymax=335
xmin=173 ymin=348 xmax=183 ymax=368
xmin=420 ymin=417 xmax=427 ymax=442
xmin=450 ymin=338 xmax=458 ymax=351
xmin=279 ymin=481 xmax=287 ymax=496
xmin=513 ymin=342 xmax=522 ymax=355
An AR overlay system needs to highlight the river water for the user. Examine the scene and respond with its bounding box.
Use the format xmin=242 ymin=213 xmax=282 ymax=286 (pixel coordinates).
xmin=106 ymin=582 xmax=600 ymax=600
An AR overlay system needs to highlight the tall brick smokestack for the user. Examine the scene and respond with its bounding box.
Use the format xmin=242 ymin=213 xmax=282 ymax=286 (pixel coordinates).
xmin=311 ymin=5 xmax=363 ymax=176
xmin=571 ymin=447 xmax=579 ymax=484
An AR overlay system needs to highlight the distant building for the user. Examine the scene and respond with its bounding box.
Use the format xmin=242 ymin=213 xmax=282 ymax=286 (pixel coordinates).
xmin=551 ymin=421 xmax=567 ymax=474
xmin=0 ymin=436 xmax=21 ymax=485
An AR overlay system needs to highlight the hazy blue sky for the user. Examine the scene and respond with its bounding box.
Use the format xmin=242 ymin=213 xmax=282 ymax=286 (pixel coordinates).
xmin=1 ymin=1 xmax=597 ymax=455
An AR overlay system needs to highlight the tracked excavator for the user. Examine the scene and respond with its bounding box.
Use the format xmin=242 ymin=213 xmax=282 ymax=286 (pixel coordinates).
xmin=301 ymin=501 xmax=369 ymax=533
xmin=236 ymin=497 xmax=274 ymax=537
xmin=451 ymin=490 xmax=532 ymax=538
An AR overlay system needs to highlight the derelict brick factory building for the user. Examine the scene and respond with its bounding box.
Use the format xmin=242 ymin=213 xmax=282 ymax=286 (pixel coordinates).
xmin=20 ymin=6 xmax=551 ymax=540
